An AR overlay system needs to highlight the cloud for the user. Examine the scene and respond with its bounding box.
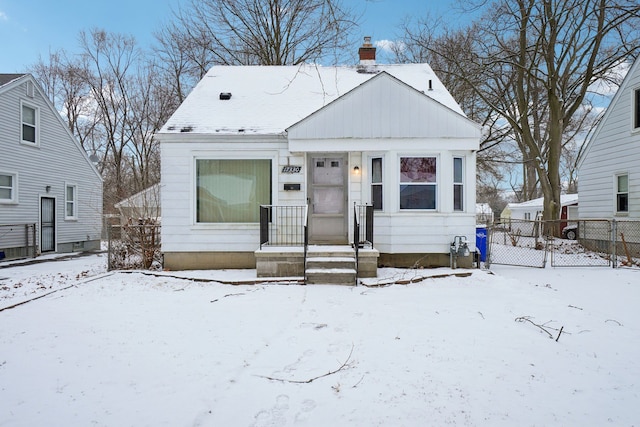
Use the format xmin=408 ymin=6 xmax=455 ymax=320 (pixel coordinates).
xmin=589 ymin=61 xmax=631 ymax=97
xmin=0 ymin=10 xmax=7 ymax=21
xmin=375 ymin=39 xmax=404 ymax=53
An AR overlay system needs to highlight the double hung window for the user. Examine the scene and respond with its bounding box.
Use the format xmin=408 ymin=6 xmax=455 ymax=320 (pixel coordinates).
xmin=453 ymin=157 xmax=464 ymax=211
xmin=0 ymin=173 xmax=17 ymax=203
xmin=371 ymin=157 xmax=383 ymax=210
xmin=616 ymin=174 xmax=629 ymax=213
xmin=634 ymin=89 xmax=640 ymax=130
xmin=399 ymin=157 xmax=437 ymax=210
xmin=21 ymin=103 xmax=38 ymax=144
xmin=65 ymin=184 xmax=78 ymax=219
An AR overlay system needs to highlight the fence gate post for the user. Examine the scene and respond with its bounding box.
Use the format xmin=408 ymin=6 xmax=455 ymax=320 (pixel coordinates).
xmin=611 ymin=219 xmax=617 ymax=268
xmin=107 ymin=224 xmax=112 ymax=271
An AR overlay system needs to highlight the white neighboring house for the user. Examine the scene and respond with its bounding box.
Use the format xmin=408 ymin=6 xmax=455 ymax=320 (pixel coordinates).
xmin=114 ymin=183 xmax=161 ymax=224
xmin=578 ymin=57 xmax=640 ymax=250
xmin=503 ymin=194 xmax=579 ymax=221
xmin=578 ymin=57 xmax=640 ymax=221
xmin=156 ymin=39 xmax=481 ymax=274
xmin=476 ymin=203 xmax=494 ymax=225
xmin=501 ymin=194 xmax=578 ymax=236
xmin=0 ymin=74 xmax=102 ymax=260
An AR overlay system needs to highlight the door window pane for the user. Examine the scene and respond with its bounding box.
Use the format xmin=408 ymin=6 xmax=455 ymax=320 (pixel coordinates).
xmin=313 ymin=187 xmax=344 ymax=214
xmin=313 ymin=158 xmax=343 ymax=185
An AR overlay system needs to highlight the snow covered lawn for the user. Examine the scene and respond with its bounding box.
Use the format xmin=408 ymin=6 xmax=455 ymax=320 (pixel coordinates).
xmin=1 ymin=254 xmax=639 ymax=426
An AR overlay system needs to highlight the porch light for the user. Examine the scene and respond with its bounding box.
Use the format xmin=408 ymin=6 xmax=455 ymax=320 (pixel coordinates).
xmin=353 ymin=165 xmax=360 ymax=175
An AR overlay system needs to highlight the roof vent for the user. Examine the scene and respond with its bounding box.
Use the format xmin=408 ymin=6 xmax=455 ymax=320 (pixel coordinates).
xmin=26 ymin=81 xmax=35 ymax=98
xmin=219 ymin=92 xmax=232 ymax=100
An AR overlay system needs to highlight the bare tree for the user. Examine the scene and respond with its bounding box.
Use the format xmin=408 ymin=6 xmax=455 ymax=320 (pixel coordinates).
xmin=29 ymin=50 xmax=103 ymax=154
xmin=398 ymin=0 xmax=640 ymax=227
xmin=159 ymin=0 xmax=359 ymax=68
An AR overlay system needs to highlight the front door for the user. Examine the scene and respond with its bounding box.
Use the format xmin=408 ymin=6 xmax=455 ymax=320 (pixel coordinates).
xmin=40 ymin=197 xmax=55 ymax=252
xmin=308 ymin=155 xmax=348 ymax=244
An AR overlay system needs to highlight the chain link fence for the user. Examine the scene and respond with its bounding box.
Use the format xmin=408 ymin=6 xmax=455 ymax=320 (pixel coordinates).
xmin=487 ymin=221 xmax=548 ymax=268
xmin=487 ymin=219 xmax=640 ymax=268
xmin=548 ymin=220 xmax=613 ymax=267
xmin=107 ymin=221 xmax=161 ymax=271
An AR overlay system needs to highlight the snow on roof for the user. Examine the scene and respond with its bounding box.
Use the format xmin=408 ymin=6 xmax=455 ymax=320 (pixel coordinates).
xmin=114 ymin=184 xmax=160 ymax=209
xmin=508 ymin=194 xmax=579 ymax=210
xmin=159 ymin=63 xmax=465 ymax=136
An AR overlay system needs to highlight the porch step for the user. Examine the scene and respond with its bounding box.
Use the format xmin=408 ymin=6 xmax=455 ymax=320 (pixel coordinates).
xmin=305 ymin=246 xmax=357 ymax=285
xmin=306 ymin=257 xmax=356 ymax=270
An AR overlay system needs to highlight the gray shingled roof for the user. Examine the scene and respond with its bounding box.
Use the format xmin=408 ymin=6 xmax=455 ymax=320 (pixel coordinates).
xmin=0 ymin=73 xmax=26 ymax=87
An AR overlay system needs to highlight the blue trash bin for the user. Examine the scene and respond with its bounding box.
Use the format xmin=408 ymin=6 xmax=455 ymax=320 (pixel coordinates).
xmin=476 ymin=227 xmax=487 ymax=262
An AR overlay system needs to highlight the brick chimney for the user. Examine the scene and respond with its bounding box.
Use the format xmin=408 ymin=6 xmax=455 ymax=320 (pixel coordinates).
xmin=358 ymin=36 xmax=376 ymax=65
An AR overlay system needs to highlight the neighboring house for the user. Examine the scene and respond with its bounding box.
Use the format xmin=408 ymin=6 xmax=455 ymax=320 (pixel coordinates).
xmin=500 ymin=194 xmax=578 ymax=236
xmin=156 ymin=38 xmax=481 ymax=275
xmin=578 ymin=57 xmax=640 ymax=252
xmin=114 ymin=183 xmax=161 ymax=224
xmin=578 ymin=57 xmax=640 ymax=221
xmin=0 ymin=74 xmax=102 ymax=260
xmin=476 ymin=203 xmax=494 ymax=225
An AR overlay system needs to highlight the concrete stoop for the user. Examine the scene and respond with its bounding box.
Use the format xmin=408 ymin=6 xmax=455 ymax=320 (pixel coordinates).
xmin=305 ymin=246 xmax=357 ymax=285
xmin=255 ymin=245 xmax=379 ymax=283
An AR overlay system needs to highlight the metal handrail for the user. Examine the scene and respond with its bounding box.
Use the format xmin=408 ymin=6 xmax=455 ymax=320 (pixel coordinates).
xmin=303 ymin=204 xmax=309 ymax=284
xmin=259 ymin=205 xmax=307 ymax=248
xmin=353 ymin=204 xmax=360 ymax=280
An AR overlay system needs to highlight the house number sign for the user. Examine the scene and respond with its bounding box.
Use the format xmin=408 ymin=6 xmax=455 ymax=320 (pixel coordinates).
xmin=281 ymin=166 xmax=302 ymax=174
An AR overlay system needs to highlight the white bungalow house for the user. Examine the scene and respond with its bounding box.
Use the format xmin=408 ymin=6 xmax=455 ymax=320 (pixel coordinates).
xmin=0 ymin=74 xmax=102 ymax=260
xmin=578 ymin=56 xmax=640 ymax=252
xmin=156 ymin=38 xmax=481 ymax=279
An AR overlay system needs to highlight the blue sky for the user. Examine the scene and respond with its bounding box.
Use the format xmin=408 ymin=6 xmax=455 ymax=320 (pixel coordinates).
xmin=0 ymin=0 xmax=464 ymax=73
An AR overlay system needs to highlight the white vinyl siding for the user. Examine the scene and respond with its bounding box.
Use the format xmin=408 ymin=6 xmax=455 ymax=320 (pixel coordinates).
xmin=579 ymin=59 xmax=640 ymax=220
xmin=0 ymin=172 xmax=17 ymax=203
